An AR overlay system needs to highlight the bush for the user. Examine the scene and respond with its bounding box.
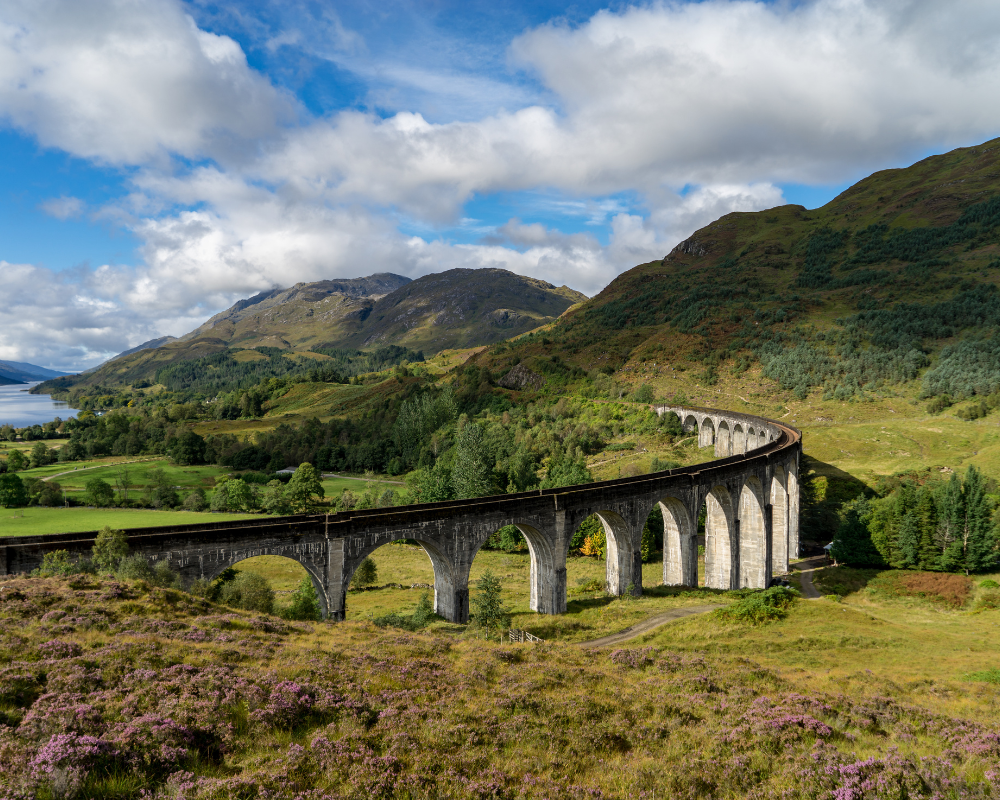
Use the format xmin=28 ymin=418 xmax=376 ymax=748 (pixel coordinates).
xmin=220 ymin=571 xmax=275 ymax=614
xmin=151 ymin=560 xmax=182 ymax=589
xmin=32 ymin=550 xmax=78 ymax=577
xmin=183 ymin=488 xmax=207 ymax=512
xmin=374 ymin=592 xmax=436 ymax=631
xmin=350 ymin=557 xmax=378 ymax=588
xmin=0 ymin=473 xmax=28 ymax=507
xmin=716 ymin=586 xmax=799 ymax=625
xmin=469 ymin=570 xmax=510 ymax=639
xmin=92 ymin=526 xmax=128 ymax=573
xmin=283 ymin=577 xmax=322 ymax=621
xmin=117 ymin=554 xmax=153 ymax=582
xmin=979 ymin=579 xmax=1000 ymax=589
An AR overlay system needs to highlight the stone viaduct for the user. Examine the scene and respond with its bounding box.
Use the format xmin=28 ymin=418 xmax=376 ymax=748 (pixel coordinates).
xmin=0 ymin=405 xmax=800 ymax=623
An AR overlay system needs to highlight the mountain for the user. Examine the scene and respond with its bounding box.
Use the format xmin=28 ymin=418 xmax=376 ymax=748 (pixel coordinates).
xmin=475 ymin=138 xmax=1000 ymax=411
xmin=35 ymin=268 xmax=585 ymax=395
xmin=179 ymin=273 xmax=412 ymax=348
xmin=0 ymin=361 xmax=71 ymax=383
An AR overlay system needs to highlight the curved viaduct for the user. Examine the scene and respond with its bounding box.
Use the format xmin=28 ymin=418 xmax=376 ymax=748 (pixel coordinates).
xmin=0 ymin=405 xmax=800 ymax=623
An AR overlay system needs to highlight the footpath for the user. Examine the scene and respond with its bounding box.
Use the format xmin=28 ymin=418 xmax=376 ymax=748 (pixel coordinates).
xmin=577 ymin=604 xmax=721 ymax=648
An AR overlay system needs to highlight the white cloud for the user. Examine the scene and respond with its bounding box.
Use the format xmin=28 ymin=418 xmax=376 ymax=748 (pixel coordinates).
xmin=3 ymin=0 xmax=1000 ymax=366
xmin=39 ymin=196 xmax=85 ymax=220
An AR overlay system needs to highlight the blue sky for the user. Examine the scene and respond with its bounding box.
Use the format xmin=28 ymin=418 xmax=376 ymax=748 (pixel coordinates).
xmin=1 ymin=0 xmax=999 ymax=370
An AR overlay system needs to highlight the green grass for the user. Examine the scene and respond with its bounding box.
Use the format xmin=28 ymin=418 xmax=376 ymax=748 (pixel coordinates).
xmin=18 ymin=458 xmax=229 ymax=497
xmin=0 ymin=506 xmax=257 ymax=537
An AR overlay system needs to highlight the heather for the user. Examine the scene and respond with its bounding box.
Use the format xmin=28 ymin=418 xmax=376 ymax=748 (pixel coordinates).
xmin=2 ymin=576 xmax=1000 ymax=798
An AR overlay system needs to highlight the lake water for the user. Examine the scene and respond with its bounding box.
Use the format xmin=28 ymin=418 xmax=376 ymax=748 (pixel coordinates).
xmin=0 ymin=382 xmax=78 ymax=428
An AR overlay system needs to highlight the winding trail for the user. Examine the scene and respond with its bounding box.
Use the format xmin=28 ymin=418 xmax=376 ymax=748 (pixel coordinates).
xmin=577 ymin=604 xmax=721 ymax=648
xmin=793 ymin=556 xmax=827 ymax=599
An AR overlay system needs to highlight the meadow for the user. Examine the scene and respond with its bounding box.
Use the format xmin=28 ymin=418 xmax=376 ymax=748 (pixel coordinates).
xmin=2 ymin=564 xmax=999 ymax=799
xmin=0 ymin=506 xmax=258 ymax=537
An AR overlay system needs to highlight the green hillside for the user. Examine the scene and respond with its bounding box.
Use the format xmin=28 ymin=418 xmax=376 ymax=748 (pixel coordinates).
xmin=477 ymin=138 xmax=1000 ymax=414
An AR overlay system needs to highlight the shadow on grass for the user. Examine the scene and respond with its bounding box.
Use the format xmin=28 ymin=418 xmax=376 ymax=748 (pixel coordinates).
xmin=813 ymin=566 xmax=886 ymax=596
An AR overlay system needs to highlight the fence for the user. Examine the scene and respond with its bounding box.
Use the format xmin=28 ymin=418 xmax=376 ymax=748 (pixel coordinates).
xmin=508 ymin=629 xmax=543 ymax=644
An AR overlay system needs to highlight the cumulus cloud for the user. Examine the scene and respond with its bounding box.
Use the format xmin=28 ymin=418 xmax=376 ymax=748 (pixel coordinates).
xmin=3 ymin=0 xmax=1000 ymax=367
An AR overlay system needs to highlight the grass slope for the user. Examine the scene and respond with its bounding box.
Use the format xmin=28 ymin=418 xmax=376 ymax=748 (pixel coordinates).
xmin=2 ymin=572 xmax=999 ymax=798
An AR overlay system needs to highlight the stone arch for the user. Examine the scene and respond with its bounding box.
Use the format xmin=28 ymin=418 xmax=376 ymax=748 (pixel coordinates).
xmin=699 ymin=417 xmax=716 ymax=448
xmin=704 ymin=485 xmax=735 ymax=589
xmin=733 ymin=423 xmax=746 ymax=455
xmin=758 ymin=430 xmax=769 ymax=449
xmin=716 ymin=420 xmax=732 ymax=457
xmin=738 ymin=477 xmax=768 ymax=589
xmin=207 ymin=555 xmax=331 ymax=619
xmin=659 ymin=497 xmax=696 ymax=587
xmin=347 ymin=537 xmax=463 ymax=622
xmin=593 ymin=509 xmax=639 ymax=597
xmin=682 ymin=414 xmax=698 ymax=433
xmin=771 ymin=465 xmax=789 ymax=576
xmin=514 ymin=522 xmax=560 ymax=614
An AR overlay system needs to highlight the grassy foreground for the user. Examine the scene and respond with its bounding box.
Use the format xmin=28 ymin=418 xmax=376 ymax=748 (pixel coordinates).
xmin=1 ymin=571 xmax=999 ymax=798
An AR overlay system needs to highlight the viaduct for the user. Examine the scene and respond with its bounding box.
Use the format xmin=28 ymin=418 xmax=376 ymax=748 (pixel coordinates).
xmin=0 ymin=405 xmax=801 ymax=622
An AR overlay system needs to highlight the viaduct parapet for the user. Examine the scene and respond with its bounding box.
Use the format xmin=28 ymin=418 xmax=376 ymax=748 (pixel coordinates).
xmin=0 ymin=405 xmax=801 ymax=622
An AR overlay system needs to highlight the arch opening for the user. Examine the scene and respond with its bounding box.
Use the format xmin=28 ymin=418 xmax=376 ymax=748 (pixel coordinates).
xmin=739 ymin=478 xmax=768 ymax=589
xmin=659 ymin=497 xmax=696 ymax=587
xmin=704 ymin=486 xmax=735 ymax=590
xmin=568 ymin=511 xmax=640 ymax=598
xmin=699 ymin=418 xmax=716 ymax=449
xmin=771 ymin=466 xmax=789 ymax=577
xmin=682 ymin=414 xmax=698 ymax=433
xmin=213 ymin=555 xmax=330 ymax=620
xmin=733 ymin=423 xmax=745 ymax=455
xmin=716 ymin=421 xmax=732 ymax=457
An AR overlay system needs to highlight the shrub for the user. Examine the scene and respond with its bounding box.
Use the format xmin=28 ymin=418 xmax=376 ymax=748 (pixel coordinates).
xmin=283 ymin=577 xmax=322 ymax=621
xmin=151 ymin=560 xmax=182 ymax=589
xmin=117 ymin=554 xmax=153 ymax=582
xmin=220 ymin=571 xmax=275 ymax=614
xmin=182 ymin=488 xmax=207 ymax=511
xmin=32 ymin=550 xmax=77 ymax=577
xmin=974 ymin=589 xmax=1000 ymax=612
xmin=470 ymin=570 xmax=511 ymax=639
xmin=351 ymin=557 xmax=378 ymax=588
xmin=92 ymin=526 xmax=128 ymax=573
xmin=979 ymin=579 xmax=1000 ymax=589
xmin=716 ymin=586 xmax=799 ymax=625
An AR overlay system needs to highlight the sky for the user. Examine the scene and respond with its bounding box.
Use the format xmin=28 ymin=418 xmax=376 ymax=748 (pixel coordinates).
xmin=2 ymin=0 xmax=1000 ymax=371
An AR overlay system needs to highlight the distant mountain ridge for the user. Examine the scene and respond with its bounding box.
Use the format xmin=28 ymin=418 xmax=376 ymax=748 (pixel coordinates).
xmin=35 ymin=268 xmax=586 ymax=395
xmin=0 ymin=361 xmax=71 ymax=384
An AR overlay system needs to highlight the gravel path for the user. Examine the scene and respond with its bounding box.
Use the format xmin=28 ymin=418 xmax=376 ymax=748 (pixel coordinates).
xmin=793 ymin=556 xmax=827 ymax=599
xmin=577 ymin=604 xmax=721 ymax=648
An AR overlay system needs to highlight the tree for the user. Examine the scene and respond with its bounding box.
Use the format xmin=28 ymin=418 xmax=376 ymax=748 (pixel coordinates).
xmin=284 ymin=577 xmax=322 ymax=621
xmin=938 ymin=473 xmax=966 ymax=571
xmin=114 ymin=462 xmax=134 ymax=506
xmin=6 ymin=450 xmax=27 ymax=473
xmin=169 ymin=431 xmax=207 ymax=466
xmin=286 ymin=463 xmax=324 ymax=512
xmin=452 ymin=423 xmax=494 ymax=499
xmin=540 ymin=450 xmax=592 ymax=489
xmin=262 ymin=480 xmax=292 ymax=515
xmin=0 ymin=473 xmax=28 ymax=508
xmin=830 ymin=497 xmax=884 ymax=567
xmin=183 ymin=488 xmax=207 ymax=511
xmin=351 ymin=557 xmax=378 ymax=588
xmin=224 ymin=479 xmax=255 ymax=512
xmin=407 ymin=461 xmax=454 ymax=503
xmin=210 ymin=481 xmax=230 ymax=512
xmin=220 ymin=571 xmax=274 ymax=613
xmin=84 ymin=478 xmax=115 ymax=507
xmin=469 ymin=570 xmax=510 ymax=640
xmin=29 ymin=441 xmax=53 ymax=469
xmin=148 ymin=468 xmax=179 ymax=509
xmin=92 ymin=526 xmax=128 ymax=573
xmin=963 ymin=466 xmax=997 ymax=572
xmin=892 ymin=510 xmax=920 ymax=569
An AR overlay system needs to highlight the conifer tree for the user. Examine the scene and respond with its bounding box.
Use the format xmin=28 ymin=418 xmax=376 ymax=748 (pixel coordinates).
xmin=963 ymin=466 xmax=997 ymax=572
xmin=893 ymin=509 xmax=920 ymax=569
xmin=915 ymin=488 xmax=940 ymax=570
xmin=937 ymin=473 xmax=965 ymax=571
xmin=451 ymin=422 xmax=494 ymax=499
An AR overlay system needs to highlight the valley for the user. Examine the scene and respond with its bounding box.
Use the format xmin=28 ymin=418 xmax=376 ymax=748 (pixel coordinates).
xmin=4 ymin=138 xmax=1000 ymax=798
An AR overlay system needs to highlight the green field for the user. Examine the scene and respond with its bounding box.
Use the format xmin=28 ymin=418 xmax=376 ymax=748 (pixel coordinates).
xmin=0 ymin=506 xmax=257 ymax=537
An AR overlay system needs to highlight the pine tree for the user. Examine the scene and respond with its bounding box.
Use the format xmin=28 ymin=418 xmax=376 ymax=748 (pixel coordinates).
xmin=963 ymin=466 xmax=997 ymax=572
xmin=915 ymin=488 xmax=940 ymax=570
xmin=937 ymin=473 xmax=965 ymax=571
xmin=893 ymin=509 xmax=920 ymax=569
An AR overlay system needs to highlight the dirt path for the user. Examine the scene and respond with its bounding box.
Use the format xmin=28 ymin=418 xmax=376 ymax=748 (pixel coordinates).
xmin=793 ymin=556 xmax=827 ymax=599
xmin=322 ymin=473 xmax=406 ymax=486
xmin=577 ymin=604 xmax=721 ymax=648
xmin=41 ymin=457 xmax=160 ymax=482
